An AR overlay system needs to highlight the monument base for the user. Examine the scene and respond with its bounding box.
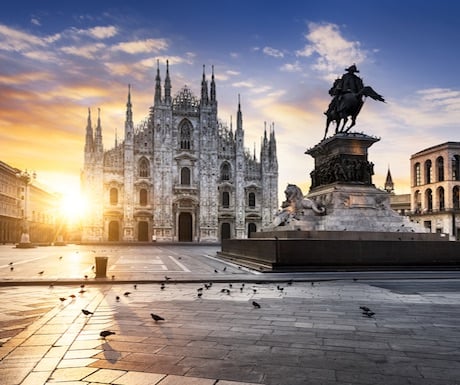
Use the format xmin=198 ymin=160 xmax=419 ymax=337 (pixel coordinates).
xmin=220 ymin=232 xmax=460 ymax=271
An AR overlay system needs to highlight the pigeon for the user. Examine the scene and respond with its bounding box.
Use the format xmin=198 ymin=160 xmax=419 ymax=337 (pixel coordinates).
xmin=214 ymin=269 xmax=218 ymax=273
xmin=116 ymin=296 xmax=120 ymax=302
xmin=223 ymin=267 xmax=227 ymax=272
xmin=111 ymin=275 xmax=115 ymax=280
xmin=69 ymin=294 xmax=76 ymax=299
xmin=160 ymin=283 xmax=165 ymax=290
xmin=8 ymin=262 xmax=13 ymax=265
xmin=229 ymin=283 xmax=232 ymax=288
xmin=84 ymin=275 xmax=88 ymax=280
xmin=59 ymin=256 xmax=63 ymax=260
xmin=197 ymin=292 xmax=203 ymax=298
xmin=362 ymin=311 xmax=375 ymax=318
xmin=287 ymin=280 xmax=293 ymax=286
xmin=277 ymin=285 xmax=284 ymax=291
xmin=79 ymin=289 xmax=86 ymax=294
xmin=49 ymin=284 xmax=54 ymax=289
xmin=253 ymin=288 xmax=257 ymax=294
xmin=151 ymin=313 xmax=165 ymax=321
xmin=359 ymin=306 xmax=371 ymax=312
xmin=164 ymin=275 xmax=171 ymax=281
xmin=80 ymin=284 xmax=85 ymax=288
xmin=10 ymin=266 xmax=13 ymax=271
xmin=81 ymin=309 xmax=93 ymax=316
xmin=197 ymin=287 xmax=203 ymax=292
xmin=38 ymin=271 xmax=44 ymax=275
xmin=100 ymin=330 xmax=116 ymax=338
xmin=59 ymin=297 xmax=66 ymax=302
xmin=123 ymin=292 xmax=131 ymax=297
xmin=252 ymin=301 xmax=261 ymax=308
xmin=134 ymin=284 xmax=137 ymax=290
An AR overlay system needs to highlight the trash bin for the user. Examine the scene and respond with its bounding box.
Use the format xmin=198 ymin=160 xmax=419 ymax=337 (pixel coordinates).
xmin=95 ymin=256 xmax=108 ymax=278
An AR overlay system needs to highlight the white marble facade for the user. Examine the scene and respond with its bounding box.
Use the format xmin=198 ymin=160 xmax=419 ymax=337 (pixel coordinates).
xmin=81 ymin=63 xmax=278 ymax=242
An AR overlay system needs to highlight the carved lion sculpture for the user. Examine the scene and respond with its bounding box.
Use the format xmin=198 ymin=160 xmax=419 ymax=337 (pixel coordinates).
xmin=272 ymin=184 xmax=326 ymax=227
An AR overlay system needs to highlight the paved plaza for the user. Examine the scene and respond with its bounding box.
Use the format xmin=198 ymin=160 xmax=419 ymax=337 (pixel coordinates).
xmin=0 ymin=245 xmax=460 ymax=384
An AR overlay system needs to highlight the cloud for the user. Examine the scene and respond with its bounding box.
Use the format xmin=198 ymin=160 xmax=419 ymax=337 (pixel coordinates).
xmin=30 ymin=18 xmax=41 ymax=26
xmin=61 ymin=43 xmax=106 ymax=59
xmin=297 ymin=22 xmax=367 ymax=80
xmin=87 ymin=26 xmax=118 ymax=39
xmin=0 ymin=24 xmax=49 ymax=51
xmin=280 ymin=61 xmax=302 ymax=72
xmin=112 ymin=38 xmax=168 ymax=54
xmin=262 ymin=46 xmax=284 ymax=58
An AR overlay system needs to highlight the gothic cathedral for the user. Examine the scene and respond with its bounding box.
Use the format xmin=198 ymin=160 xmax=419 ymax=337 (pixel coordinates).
xmin=81 ymin=62 xmax=278 ymax=242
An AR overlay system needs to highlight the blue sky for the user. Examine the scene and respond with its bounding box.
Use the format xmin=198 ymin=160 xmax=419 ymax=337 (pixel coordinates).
xmin=1 ymin=0 xmax=459 ymax=202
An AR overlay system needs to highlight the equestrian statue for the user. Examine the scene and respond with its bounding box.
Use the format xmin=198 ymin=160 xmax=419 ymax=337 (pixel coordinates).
xmin=324 ymin=64 xmax=385 ymax=139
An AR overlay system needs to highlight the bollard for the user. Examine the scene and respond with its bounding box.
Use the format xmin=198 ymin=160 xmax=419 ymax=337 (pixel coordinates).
xmin=95 ymin=256 xmax=108 ymax=278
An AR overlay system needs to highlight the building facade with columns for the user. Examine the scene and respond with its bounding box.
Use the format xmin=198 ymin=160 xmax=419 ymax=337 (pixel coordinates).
xmin=410 ymin=142 xmax=460 ymax=239
xmin=81 ymin=63 xmax=278 ymax=243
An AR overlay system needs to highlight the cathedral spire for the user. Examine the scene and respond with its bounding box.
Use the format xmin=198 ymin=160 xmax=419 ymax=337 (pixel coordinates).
xmin=201 ymin=64 xmax=209 ymax=105
xmin=84 ymin=108 xmax=94 ymax=153
xmin=94 ymin=108 xmax=103 ymax=153
xmin=164 ymin=60 xmax=171 ymax=104
xmin=126 ymin=84 xmax=133 ymax=125
xmin=210 ymin=65 xmax=216 ymax=104
xmin=154 ymin=59 xmax=162 ymax=105
xmin=384 ymin=166 xmax=394 ymax=193
xmin=236 ymin=94 xmax=243 ymax=133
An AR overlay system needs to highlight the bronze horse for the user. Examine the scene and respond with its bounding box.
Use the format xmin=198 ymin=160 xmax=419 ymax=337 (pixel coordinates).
xmin=324 ymin=86 xmax=385 ymax=139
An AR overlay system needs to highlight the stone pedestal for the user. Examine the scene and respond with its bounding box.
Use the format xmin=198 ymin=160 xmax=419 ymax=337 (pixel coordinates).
xmin=218 ymin=132 xmax=460 ymax=271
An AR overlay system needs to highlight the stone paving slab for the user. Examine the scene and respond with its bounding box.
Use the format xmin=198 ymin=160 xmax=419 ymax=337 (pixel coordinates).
xmin=0 ymin=280 xmax=459 ymax=384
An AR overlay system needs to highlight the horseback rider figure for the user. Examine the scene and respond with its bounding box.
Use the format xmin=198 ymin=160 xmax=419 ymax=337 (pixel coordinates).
xmin=325 ymin=64 xmax=364 ymax=118
xmin=323 ymin=64 xmax=384 ymax=139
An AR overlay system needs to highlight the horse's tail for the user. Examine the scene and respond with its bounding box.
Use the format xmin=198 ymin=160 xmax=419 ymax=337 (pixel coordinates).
xmin=361 ymin=86 xmax=385 ymax=103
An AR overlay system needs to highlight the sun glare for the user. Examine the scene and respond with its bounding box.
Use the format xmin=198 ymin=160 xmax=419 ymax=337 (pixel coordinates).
xmin=59 ymin=191 xmax=88 ymax=225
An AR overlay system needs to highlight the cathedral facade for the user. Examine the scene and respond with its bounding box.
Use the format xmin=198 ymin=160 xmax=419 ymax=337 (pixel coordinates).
xmin=81 ymin=63 xmax=278 ymax=243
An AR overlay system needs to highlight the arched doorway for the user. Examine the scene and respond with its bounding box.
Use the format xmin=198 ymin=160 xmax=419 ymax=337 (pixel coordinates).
xmin=178 ymin=212 xmax=192 ymax=242
xmin=108 ymin=221 xmax=119 ymax=241
xmin=138 ymin=221 xmax=149 ymax=241
xmin=248 ymin=222 xmax=257 ymax=238
xmin=221 ymin=222 xmax=231 ymax=241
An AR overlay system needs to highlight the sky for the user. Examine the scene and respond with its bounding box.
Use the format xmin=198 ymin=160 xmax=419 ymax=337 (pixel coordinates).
xmin=1 ymin=0 xmax=460 ymax=208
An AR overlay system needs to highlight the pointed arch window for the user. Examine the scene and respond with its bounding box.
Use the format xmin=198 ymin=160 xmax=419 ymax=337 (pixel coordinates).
xmin=181 ymin=167 xmax=191 ymax=185
xmin=221 ymin=163 xmax=231 ymax=181
xmin=139 ymin=158 xmax=150 ymax=178
xmin=179 ymin=120 xmax=192 ymax=150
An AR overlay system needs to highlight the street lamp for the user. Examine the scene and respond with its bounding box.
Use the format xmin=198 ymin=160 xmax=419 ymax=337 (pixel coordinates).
xmin=16 ymin=169 xmax=36 ymax=248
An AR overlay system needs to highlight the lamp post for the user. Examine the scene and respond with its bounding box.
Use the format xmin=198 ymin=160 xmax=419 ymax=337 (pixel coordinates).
xmin=16 ymin=169 xmax=35 ymax=248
